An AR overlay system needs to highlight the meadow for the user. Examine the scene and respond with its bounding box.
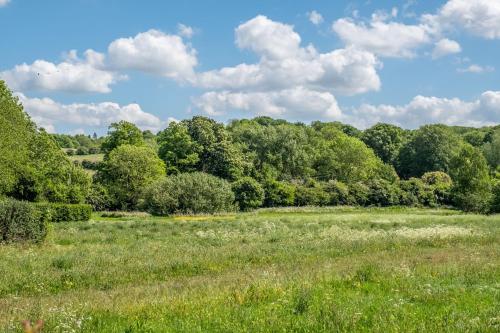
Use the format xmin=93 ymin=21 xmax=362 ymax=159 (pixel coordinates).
xmin=0 ymin=207 xmax=499 ymax=332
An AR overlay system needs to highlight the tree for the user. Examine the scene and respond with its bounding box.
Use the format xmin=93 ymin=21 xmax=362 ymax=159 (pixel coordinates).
xmin=0 ymin=80 xmax=34 ymax=196
xmin=449 ymin=145 xmax=492 ymax=212
xmin=157 ymin=122 xmax=201 ymax=174
xmin=397 ymin=125 xmax=463 ymax=178
xmin=232 ymin=177 xmax=265 ymax=211
xmin=97 ymin=145 xmax=165 ymax=209
xmin=101 ymin=121 xmax=145 ymax=155
xmin=362 ymin=123 xmax=407 ymax=164
xmin=483 ymin=129 xmax=500 ymax=170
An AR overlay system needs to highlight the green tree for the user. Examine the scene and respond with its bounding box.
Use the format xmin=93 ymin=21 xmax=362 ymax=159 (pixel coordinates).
xmin=157 ymin=122 xmax=201 ymax=174
xmin=449 ymin=145 xmax=492 ymax=212
xmin=101 ymin=121 xmax=145 ymax=155
xmin=362 ymin=123 xmax=407 ymax=164
xmin=232 ymin=177 xmax=265 ymax=211
xmin=98 ymin=145 xmax=165 ymax=209
xmin=0 ymin=81 xmax=34 ymax=196
xmin=483 ymin=130 xmax=500 ymax=170
xmin=397 ymin=125 xmax=463 ymax=178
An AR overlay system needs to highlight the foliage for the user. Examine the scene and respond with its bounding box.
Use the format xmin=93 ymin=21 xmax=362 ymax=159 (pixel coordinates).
xmin=101 ymin=121 xmax=145 ymax=154
xmin=490 ymin=180 xmax=500 ymax=213
xmin=263 ymin=180 xmax=296 ymax=207
xmin=449 ymin=145 xmax=492 ymax=212
xmin=397 ymin=125 xmax=463 ymax=178
xmin=483 ymin=129 xmax=500 ymax=170
xmin=323 ymin=180 xmax=351 ymax=206
xmin=36 ymin=203 xmax=92 ymax=222
xmin=141 ymin=172 xmax=235 ymax=215
xmin=398 ymin=178 xmax=435 ymax=207
xmin=0 ymin=199 xmax=49 ymax=243
xmin=294 ymin=182 xmax=329 ymax=207
xmin=366 ymin=179 xmax=401 ymax=206
xmin=421 ymin=171 xmax=453 ymax=205
xmin=97 ymin=145 xmax=165 ymax=210
xmin=85 ymin=183 xmax=113 ymax=211
xmin=157 ymin=122 xmax=201 ymax=174
xmin=362 ymin=123 xmax=407 ymax=164
xmin=232 ymin=177 xmax=265 ymax=211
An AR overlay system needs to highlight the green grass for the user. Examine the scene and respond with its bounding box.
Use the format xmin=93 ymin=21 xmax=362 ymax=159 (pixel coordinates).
xmin=0 ymin=207 xmax=499 ymax=332
xmin=67 ymin=153 xmax=104 ymax=163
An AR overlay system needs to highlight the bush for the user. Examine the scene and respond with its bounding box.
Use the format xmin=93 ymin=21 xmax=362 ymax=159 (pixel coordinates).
xmin=399 ymin=178 xmax=436 ymax=207
xmin=36 ymin=203 xmax=92 ymax=222
xmin=348 ymin=182 xmax=370 ymax=206
xmin=0 ymin=199 xmax=49 ymax=243
xmin=76 ymin=147 xmax=89 ymax=155
xmin=324 ymin=180 xmax=350 ymax=206
xmin=421 ymin=171 xmax=453 ymax=205
xmin=366 ymin=179 xmax=401 ymax=206
xmin=142 ymin=172 xmax=236 ymax=215
xmin=232 ymin=177 xmax=265 ymax=211
xmin=88 ymin=147 xmax=100 ymax=154
xmin=294 ymin=184 xmax=329 ymax=206
xmin=81 ymin=160 xmax=100 ymax=170
xmin=86 ymin=183 xmax=114 ymax=211
xmin=263 ymin=180 xmax=295 ymax=207
xmin=490 ymin=180 xmax=500 ymax=213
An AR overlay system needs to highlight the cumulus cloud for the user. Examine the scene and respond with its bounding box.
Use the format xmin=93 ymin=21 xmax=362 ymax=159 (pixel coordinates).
xmin=332 ymin=16 xmax=431 ymax=58
xmin=457 ymin=64 xmax=495 ymax=74
xmin=193 ymin=87 xmax=341 ymax=120
xmin=177 ymin=23 xmax=195 ymax=38
xmin=432 ymin=0 xmax=500 ymax=39
xmin=432 ymin=38 xmax=461 ymax=58
xmin=108 ymin=29 xmax=197 ymax=82
xmin=0 ymin=50 xmax=124 ymax=93
xmin=192 ymin=15 xmax=381 ymax=120
xmin=308 ymin=10 xmax=324 ymax=25
xmin=16 ymin=93 xmax=165 ymax=133
xmin=347 ymin=91 xmax=500 ymax=129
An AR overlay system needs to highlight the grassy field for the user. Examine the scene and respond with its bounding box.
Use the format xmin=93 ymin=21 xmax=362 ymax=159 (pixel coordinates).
xmin=0 ymin=207 xmax=499 ymax=332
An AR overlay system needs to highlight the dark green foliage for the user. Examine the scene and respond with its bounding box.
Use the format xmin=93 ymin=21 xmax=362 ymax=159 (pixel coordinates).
xmin=232 ymin=177 xmax=265 ymax=211
xmin=348 ymin=182 xmax=371 ymax=206
xmin=294 ymin=183 xmax=329 ymax=207
xmin=141 ymin=172 xmax=235 ymax=215
xmin=490 ymin=180 xmax=500 ymax=213
xmin=0 ymin=199 xmax=49 ymax=243
xmin=158 ymin=122 xmax=201 ymax=174
xmin=97 ymin=145 xmax=165 ymax=210
xmin=483 ymin=129 xmax=500 ymax=169
xmin=263 ymin=180 xmax=295 ymax=207
xmin=362 ymin=123 xmax=407 ymax=164
xmin=85 ymin=184 xmax=113 ymax=211
xmin=397 ymin=125 xmax=463 ymax=178
xmin=366 ymin=179 xmax=401 ymax=206
xmin=101 ymin=121 xmax=145 ymax=154
xmin=421 ymin=171 xmax=453 ymax=205
xmin=36 ymin=203 xmax=92 ymax=222
xmin=323 ymin=180 xmax=351 ymax=206
xmin=398 ymin=178 xmax=435 ymax=207
xmin=449 ymin=145 xmax=492 ymax=212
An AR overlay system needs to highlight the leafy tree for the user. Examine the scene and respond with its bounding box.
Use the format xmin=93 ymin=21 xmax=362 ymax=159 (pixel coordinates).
xmin=101 ymin=121 xmax=145 ymax=155
xmin=483 ymin=130 xmax=500 ymax=170
xmin=421 ymin=171 xmax=453 ymax=205
xmin=263 ymin=180 xmax=295 ymax=207
xmin=232 ymin=177 xmax=265 ymax=211
xmin=397 ymin=125 xmax=463 ymax=178
xmin=362 ymin=123 xmax=407 ymax=164
xmin=157 ymin=122 xmax=201 ymax=174
xmin=449 ymin=145 xmax=492 ymax=212
xmin=97 ymin=145 xmax=165 ymax=209
xmin=0 ymin=81 xmax=34 ymax=196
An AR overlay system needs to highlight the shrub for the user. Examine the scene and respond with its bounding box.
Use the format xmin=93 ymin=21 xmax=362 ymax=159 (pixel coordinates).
xmin=88 ymin=147 xmax=100 ymax=154
xmin=36 ymin=203 xmax=92 ymax=222
xmin=399 ymin=178 xmax=436 ymax=207
xmin=421 ymin=171 xmax=453 ymax=205
xmin=263 ymin=180 xmax=295 ymax=207
xmin=490 ymin=180 xmax=500 ymax=213
xmin=348 ymin=182 xmax=370 ymax=206
xmin=0 ymin=199 xmax=49 ymax=243
xmin=76 ymin=147 xmax=89 ymax=155
xmin=232 ymin=177 xmax=265 ymax=211
xmin=366 ymin=179 xmax=401 ymax=206
xmin=324 ymin=180 xmax=350 ymax=206
xmin=86 ymin=183 xmax=114 ymax=211
xmin=294 ymin=184 xmax=329 ymax=206
xmin=81 ymin=160 xmax=100 ymax=170
xmin=142 ymin=172 xmax=235 ymax=215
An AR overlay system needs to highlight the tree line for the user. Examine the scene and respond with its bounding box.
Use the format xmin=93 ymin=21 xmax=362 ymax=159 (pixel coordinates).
xmin=1 ymin=80 xmax=500 ymax=214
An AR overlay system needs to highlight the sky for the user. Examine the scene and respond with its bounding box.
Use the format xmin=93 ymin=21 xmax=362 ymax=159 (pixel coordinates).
xmin=1 ymin=0 xmax=499 ymax=134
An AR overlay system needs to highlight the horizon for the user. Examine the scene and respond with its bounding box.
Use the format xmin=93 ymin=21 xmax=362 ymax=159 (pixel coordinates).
xmin=1 ymin=0 xmax=499 ymax=134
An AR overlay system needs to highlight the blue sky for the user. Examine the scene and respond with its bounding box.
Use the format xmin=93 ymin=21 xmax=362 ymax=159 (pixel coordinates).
xmin=1 ymin=0 xmax=499 ymax=134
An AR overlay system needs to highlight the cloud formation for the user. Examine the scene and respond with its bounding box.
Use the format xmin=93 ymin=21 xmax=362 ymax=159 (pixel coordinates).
xmin=308 ymin=10 xmax=324 ymax=25
xmin=0 ymin=0 xmax=10 ymax=7
xmin=17 ymin=93 xmax=165 ymax=133
xmin=432 ymin=38 xmax=461 ymax=58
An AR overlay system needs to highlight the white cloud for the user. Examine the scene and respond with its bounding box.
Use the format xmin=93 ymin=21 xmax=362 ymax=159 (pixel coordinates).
xmin=332 ymin=17 xmax=431 ymax=58
xmin=193 ymin=87 xmax=341 ymax=121
xmin=308 ymin=10 xmax=324 ymax=25
xmin=16 ymin=93 xmax=165 ymax=133
xmin=432 ymin=38 xmax=461 ymax=58
xmin=435 ymin=0 xmax=500 ymax=39
xmin=0 ymin=0 xmax=10 ymax=7
xmin=457 ymin=64 xmax=495 ymax=74
xmin=347 ymin=91 xmax=500 ymax=129
xmin=0 ymin=50 xmax=124 ymax=93
xmin=177 ymin=23 xmax=194 ymax=38
xmin=107 ymin=29 xmax=197 ymax=82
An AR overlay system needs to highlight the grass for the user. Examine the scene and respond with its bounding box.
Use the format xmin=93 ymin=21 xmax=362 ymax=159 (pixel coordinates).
xmin=67 ymin=153 xmax=104 ymax=163
xmin=0 ymin=207 xmax=499 ymax=332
